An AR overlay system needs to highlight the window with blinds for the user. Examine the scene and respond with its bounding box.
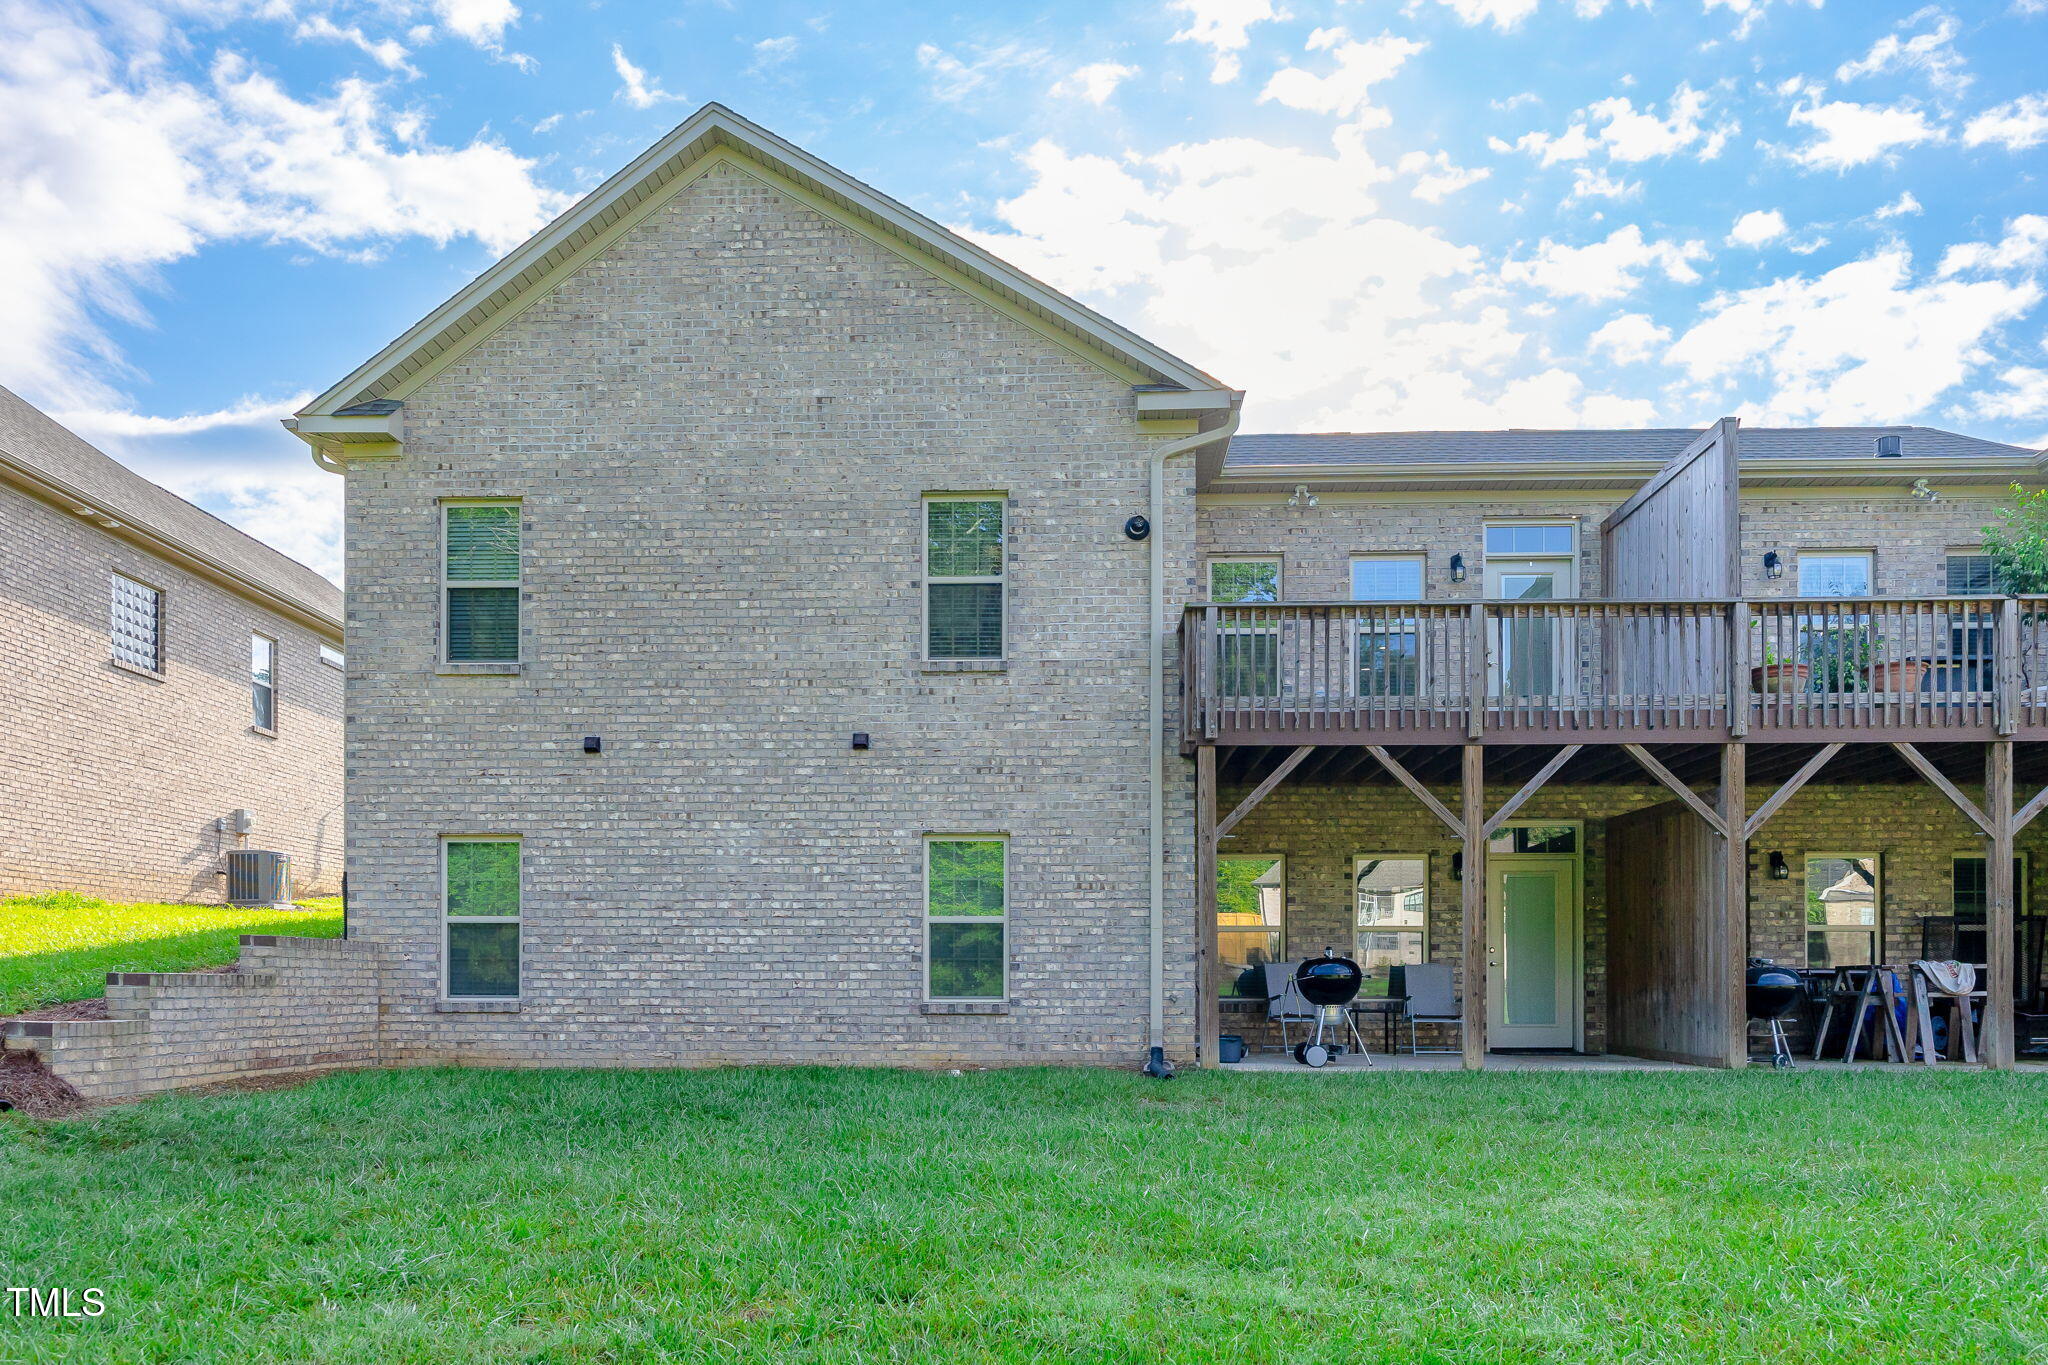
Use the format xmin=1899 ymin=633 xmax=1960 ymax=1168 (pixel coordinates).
xmin=925 ymin=496 xmax=1004 ymax=659
xmin=444 ymin=502 xmax=521 ymax=663
xmin=1946 ymin=553 xmax=1997 ymax=594
xmin=110 ymin=573 xmax=161 ymax=672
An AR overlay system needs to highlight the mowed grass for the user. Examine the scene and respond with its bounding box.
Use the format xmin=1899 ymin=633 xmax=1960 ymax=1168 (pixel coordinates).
xmin=5 ymin=1067 xmax=2048 ymax=1363
xmin=0 ymin=892 xmax=342 ymax=1013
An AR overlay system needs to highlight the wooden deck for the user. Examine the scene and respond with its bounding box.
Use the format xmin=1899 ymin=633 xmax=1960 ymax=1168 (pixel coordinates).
xmin=1182 ymin=596 xmax=2048 ymax=747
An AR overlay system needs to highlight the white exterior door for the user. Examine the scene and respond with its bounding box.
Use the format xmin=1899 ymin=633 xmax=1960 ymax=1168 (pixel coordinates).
xmin=1485 ymin=857 xmax=1580 ymax=1049
xmin=1485 ymin=545 xmax=1577 ymax=698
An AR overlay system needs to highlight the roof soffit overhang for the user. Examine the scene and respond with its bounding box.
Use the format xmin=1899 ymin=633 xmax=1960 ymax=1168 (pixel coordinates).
xmin=1203 ymin=454 xmax=2048 ymax=496
xmin=290 ymin=103 xmax=1234 ymax=469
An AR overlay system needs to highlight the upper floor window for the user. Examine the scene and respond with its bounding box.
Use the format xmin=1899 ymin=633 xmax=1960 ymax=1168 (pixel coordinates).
xmin=1946 ymin=552 xmax=1998 ymax=595
xmin=110 ymin=573 xmax=161 ymax=673
xmin=1483 ymin=523 xmax=1575 ymax=558
xmin=1797 ymin=551 xmax=1872 ymax=597
xmin=925 ymin=495 xmax=1004 ymax=659
xmin=444 ymin=502 xmax=521 ymax=663
xmin=1209 ymin=557 xmax=1280 ymax=603
xmin=250 ymin=634 xmax=276 ymax=732
xmin=1351 ymin=555 xmax=1424 ymax=602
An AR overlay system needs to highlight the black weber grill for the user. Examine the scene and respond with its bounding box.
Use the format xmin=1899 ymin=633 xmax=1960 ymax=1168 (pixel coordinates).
xmin=1747 ymin=961 xmax=1804 ymax=1069
xmin=1291 ymin=950 xmax=1372 ymax=1068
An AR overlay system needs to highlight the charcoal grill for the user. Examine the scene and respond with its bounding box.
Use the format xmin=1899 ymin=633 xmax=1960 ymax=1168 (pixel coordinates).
xmin=1291 ymin=950 xmax=1372 ymax=1068
xmin=1747 ymin=961 xmax=1804 ymax=1069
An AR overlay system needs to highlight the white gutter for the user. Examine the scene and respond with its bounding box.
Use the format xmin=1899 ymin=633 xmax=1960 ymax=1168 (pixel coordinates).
xmin=1143 ymin=407 xmax=1241 ymax=1079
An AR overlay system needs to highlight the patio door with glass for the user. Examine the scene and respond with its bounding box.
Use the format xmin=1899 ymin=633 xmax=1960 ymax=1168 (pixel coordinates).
xmin=1485 ymin=857 xmax=1580 ymax=1049
xmin=1484 ymin=524 xmax=1577 ymax=699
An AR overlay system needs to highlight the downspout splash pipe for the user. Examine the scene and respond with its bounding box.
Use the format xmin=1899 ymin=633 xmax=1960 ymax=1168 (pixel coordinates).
xmin=1144 ymin=406 xmax=1241 ymax=1079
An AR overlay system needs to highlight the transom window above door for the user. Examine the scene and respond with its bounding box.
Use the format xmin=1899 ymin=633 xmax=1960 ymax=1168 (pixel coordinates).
xmin=1209 ymin=558 xmax=1280 ymax=604
xmin=1797 ymin=551 xmax=1873 ymax=597
xmin=1483 ymin=523 xmax=1576 ymax=557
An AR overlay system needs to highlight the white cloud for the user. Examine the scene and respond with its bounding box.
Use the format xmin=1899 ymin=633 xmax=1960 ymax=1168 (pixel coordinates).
xmin=1836 ymin=10 xmax=1969 ymax=95
xmin=1169 ymin=0 xmax=1283 ymax=83
xmin=1397 ymin=149 xmax=1491 ymax=202
xmin=1704 ymin=0 xmax=1824 ymax=41
xmin=1563 ymin=166 xmax=1640 ymax=201
xmin=1937 ymin=216 xmax=2048 ymax=277
xmin=1727 ymin=208 xmax=1788 ymax=246
xmin=0 ymin=5 xmax=568 ymax=406
xmin=1964 ymin=93 xmax=2048 ymax=151
xmin=431 ymin=0 xmax=518 ymax=50
xmin=1411 ymin=0 xmax=1542 ymax=29
xmin=1784 ymin=95 xmax=1944 ymax=170
xmin=1051 ymin=61 xmax=1138 ymax=105
xmin=1976 ymin=366 xmax=2048 ymax=422
xmin=1875 ymin=191 xmax=1923 ymax=219
xmin=747 ymin=36 xmax=798 ymax=75
xmin=1667 ymin=248 xmax=2041 ymax=422
xmin=1588 ymin=312 xmax=1671 ymax=363
xmin=611 ymin=44 xmax=682 ymax=109
xmin=293 ymin=16 xmax=414 ymax=74
xmin=1260 ymin=27 xmax=1423 ymax=123
xmin=916 ymin=42 xmax=1044 ymax=103
xmin=1494 ymin=82 xmax=1735 ymax=168
xmin=1501 ymin=225 xmax=1709 ymax=301
xmin=52 ymin=392 xmax=311 ymax=441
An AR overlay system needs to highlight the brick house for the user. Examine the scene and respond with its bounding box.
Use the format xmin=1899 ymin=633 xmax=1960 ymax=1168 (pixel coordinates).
xmin=16 ymin=104 xmax=2048 ymax=1096
xmin=0 ymin=386 xmax=344 ymax=904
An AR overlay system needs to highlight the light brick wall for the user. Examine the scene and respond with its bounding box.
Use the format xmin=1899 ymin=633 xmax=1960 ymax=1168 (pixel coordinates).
xmin=1738 ymin=489 xmax=2009 ymax=597
xmin=0 ymin=481 xmax=343 ymax=902
xmin=343 ymin=161 xmax=1196 ymax=1069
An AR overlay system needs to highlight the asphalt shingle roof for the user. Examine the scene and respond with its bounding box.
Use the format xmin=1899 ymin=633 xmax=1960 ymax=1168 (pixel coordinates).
xmin=1225 ymin=426 xmax=2039 ymax=469
xmin=0 ymin=385 xmax=342 ymax=625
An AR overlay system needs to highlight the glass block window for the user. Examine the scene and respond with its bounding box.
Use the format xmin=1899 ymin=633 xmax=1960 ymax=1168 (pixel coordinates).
xmin=1947 ymin=553 xmax=1997 ymax=595
xmin=927 ymin=838 xmax=1006 ymax=999
xmin=250 ymin=634 xmax=276 ymax=731
xmin=444 ymin=502 xmax=521 ymax=663
xmin=110 ymin=574 xmax=162 ymax=672
xmin=925 ymin=497 xmax=1004 ymax=659
xmin=445 ymin=838 xmax=521 ymax=998
xmin=1484 ymin=523 xmax=1576 ymax=557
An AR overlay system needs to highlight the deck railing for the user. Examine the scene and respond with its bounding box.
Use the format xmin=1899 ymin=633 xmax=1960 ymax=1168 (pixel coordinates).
xmin=1182 ymin=597 xmax=2048 ymax=744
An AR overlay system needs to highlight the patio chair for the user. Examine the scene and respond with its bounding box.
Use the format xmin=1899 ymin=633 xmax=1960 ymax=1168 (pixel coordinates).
xmin=1261 ymin=962 xmax=1314 ymax=1052
xmin=1389 ymin=962 xmax=1465 ymax=1055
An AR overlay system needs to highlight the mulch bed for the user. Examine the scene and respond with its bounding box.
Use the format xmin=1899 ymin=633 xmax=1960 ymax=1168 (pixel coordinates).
xmin=6 ymin=997 xmax=110 ymax=1024
xmin=0 ymin=1048 xmax=88 ymax=1118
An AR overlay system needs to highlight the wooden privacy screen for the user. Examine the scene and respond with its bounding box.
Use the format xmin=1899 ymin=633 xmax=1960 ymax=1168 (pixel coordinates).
xmin=1606 ymin=800 xmax=1739 ymax=1068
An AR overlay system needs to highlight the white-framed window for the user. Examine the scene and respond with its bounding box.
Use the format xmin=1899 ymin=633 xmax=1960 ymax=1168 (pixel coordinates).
xmin=1483 ymin=522 xmax=1577 ymax=559
xmin=1354 ymin=855 xmax=1427 ymax=978
xmin=110 ymin=572 xmax=162 ymax=672
xmin=926 ymin=836 xmax=1007 ymax=1000
xmin=1351 ymin=554 xmax=1425 ymax=697
xmin=318 ymin=644 xmax=346 ymax=671
xmin=249 ymin=633 xmax=277 ymax=732
xmin=1208 ymin=558 xmax=1281 ymax=698
xmin=1797 ymin=551 xmax=1873 ymax=598
xmin=1805 ymin=853 xmax=1879 ymax=969
xmin=443 ymin=837 xmax=521 ymax=999
xmin=443 ymin=501 xmax=521 ymax=663
xmin=1217 ymin=853 xmax=1285 ymax=998
xmin=924 ymin=495 xmax=1006 ymax=660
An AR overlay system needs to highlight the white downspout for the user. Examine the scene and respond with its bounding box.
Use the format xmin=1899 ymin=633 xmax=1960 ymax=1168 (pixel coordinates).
xmin=1144 ymin=407 xmax=1240 ymax=1078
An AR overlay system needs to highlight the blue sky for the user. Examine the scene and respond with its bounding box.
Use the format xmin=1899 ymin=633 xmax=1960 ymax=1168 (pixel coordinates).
xmin=5 ymin=0 xmax=2047 ymax=582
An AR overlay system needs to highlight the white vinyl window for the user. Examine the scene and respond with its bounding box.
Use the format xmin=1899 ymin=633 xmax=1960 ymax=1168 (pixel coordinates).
xmin=1797 ymin=551 xmax=1873 ymax=598
xmin=924 ymin=496 xmax=1005 ymax=660
xmin=1209 ymin=559 xmax=1281 ymax=698
xmin=1351 ymin=555 xmax=1425 ymax=697
xmin=110 ymin=573 xmax=162 ymax=672
xmin=444 ymin=838 xmax=521 ymax=999
xmin=443 ymin=501 xmax=521 ymax=663
xmin=1806 ymin=853 xmax=1880 ymax=969
xmin=1217 ymin=854 xmax=1285 ymax=998
xmin=926 ymin=837 xmax=1007 ymax=1000
xmin=1354 ymin=855 xmax=1428 ymax=977
xmin=250 ymin=633 xmax=277 ymax=732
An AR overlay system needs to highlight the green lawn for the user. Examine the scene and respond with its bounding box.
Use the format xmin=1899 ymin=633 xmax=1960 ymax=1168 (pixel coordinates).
xmin=0 ymin=892 xmax=343 ymax=1014
xmin=4 ymin=1067 xmax=2047 ymax=1362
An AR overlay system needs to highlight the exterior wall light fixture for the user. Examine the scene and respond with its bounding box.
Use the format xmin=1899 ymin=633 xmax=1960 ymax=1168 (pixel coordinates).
xmin=1449 ymin=553 xmax=1467 ymax=584
xmin=1763 ymin=551 xmax=1784 ymax=581
xmin=1768 ymin=850 xmax=1790 ymax=880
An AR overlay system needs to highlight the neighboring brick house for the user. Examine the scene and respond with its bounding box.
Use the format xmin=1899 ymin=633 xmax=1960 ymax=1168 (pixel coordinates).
xmin=16 ymin=104 xmax=2048 ymax=1097
xmin=0 ymin=386 xmax=344 ymax=904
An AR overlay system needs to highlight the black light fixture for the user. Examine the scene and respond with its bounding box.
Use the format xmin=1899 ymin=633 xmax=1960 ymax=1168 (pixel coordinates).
xmin=1768 ymin=850 xmax=1790 ymax=881
xmin=851 ymin=732 xmax=871 ymax=750
xmin=582 ymin=735 xmax=602 ymax=754
xmin=1763 ymin=550 xmax=1784 ymax=581
xmin=1123 ymin=514 xmax=1151 ymax=542
xmin=1451 ymin=851 xmax=1464 ymax=882
xmin=1449 ymin=553 xmax=1467 ymax=585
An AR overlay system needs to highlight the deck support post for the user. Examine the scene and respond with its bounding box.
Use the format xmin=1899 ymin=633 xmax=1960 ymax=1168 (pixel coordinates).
xmin=1461 ymin=744 xmax=1487 ymax=1070
xmin=1196 ymin=745 xmax=1219 ymax=1070
xmin=1987 ymin=740 xmax=2016 ymax=1070
xmin=1718 ymin=743 xmax=1749 ymax=1069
